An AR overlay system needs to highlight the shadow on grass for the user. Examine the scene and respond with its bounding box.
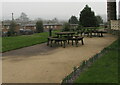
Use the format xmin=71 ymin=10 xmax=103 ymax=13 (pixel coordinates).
xmin=2 ymin=43 xmax=59 ymax=61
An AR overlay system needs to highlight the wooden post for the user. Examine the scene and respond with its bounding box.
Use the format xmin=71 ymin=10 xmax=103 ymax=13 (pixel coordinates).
xmin=49 ymin=28 xmax=52 ymax=36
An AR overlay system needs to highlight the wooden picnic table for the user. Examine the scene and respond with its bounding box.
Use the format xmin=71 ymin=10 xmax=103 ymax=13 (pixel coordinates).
xmin=47 ymin=32 xmax=84 ymax=47
xmin=77 ymin=28 xmax=107 ymax=37
xmin=55 ymin=32 xmax=75 ymax=37
xmin=55 ymin=32 xmax=75 ymax=44
xmin=92 ymin=30 xmax=107 ymax=37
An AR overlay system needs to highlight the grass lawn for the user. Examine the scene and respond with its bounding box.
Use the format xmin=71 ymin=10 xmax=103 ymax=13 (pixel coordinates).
xmin=74 ymin=40 xmax=119 ymax=83
xmin=2 ymin=30 xmax=60 ymax=52
xmin=96 ymin=27 xmax=105 ymax=29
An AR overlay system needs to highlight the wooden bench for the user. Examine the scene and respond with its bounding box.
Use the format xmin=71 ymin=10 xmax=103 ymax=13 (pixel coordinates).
xmin=69 ymin=36 xmax=84 ymax=46
xmin=92 ymin=31 xmax=107 ymax=37
xmin=47 ymin=37 xmax=67 ymax=48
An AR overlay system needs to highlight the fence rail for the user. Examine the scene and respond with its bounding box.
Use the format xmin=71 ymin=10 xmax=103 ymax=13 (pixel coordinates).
xmin=61 ymin=46 xmax=118 ymax=83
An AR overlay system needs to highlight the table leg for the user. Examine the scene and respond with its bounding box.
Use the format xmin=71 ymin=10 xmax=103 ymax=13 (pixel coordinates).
xmin=63 ymin=41 xmax=66 ymax=48
xmin=50 ymin=40 xmax=53 ymax=47
xmin=81 ymin=39 xmax=84 ymax=45
xmin=72 ymin=40 xmax=73 ymax=45
xmin=47 ymin=38 xmax=49 ymax=46
xmin=101 ymin=33 xmax=103 ymax=37
xmin=68 ymin=40 xmax=69 ymax=44
xmin=90 ymin=32 xmax=92 ymax=38
xmin=75 ymin=40 xmax=78 ymax=47
xmin=61 ymin=41 xmax=62 ymax=46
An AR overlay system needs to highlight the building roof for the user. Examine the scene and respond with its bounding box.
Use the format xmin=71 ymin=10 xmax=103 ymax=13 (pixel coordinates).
xmin=3 ymin=22 xmax=21 ymax=26
xmin=43 ymin=23 xmax=63 ymax=26
xmin=24 ymin=24 xmax=36 ymax=26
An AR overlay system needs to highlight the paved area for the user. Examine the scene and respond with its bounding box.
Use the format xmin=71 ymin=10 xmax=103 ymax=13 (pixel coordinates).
xmin=2 ymin=34 xmax=117 ymax=83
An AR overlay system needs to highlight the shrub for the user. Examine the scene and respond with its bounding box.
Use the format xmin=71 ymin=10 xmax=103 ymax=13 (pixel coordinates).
xmin=62 ymin=22 xmax=70 ymax=32
xmin=36 ymin=20 xmax=44 ymax=33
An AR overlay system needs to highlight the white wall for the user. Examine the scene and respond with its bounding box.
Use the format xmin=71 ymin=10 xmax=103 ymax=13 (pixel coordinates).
xmin=110 ymin=20 xmax=120 ymax=30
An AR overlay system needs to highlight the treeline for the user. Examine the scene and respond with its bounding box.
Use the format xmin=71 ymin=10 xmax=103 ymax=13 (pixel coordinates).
xmin=5 ymin=5 xmax=104 ymax=36
xmin=62 ymin=5 xmax=103 ymax=31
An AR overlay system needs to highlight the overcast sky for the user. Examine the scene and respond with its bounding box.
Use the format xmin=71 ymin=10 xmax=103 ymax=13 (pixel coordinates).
xmin=1 ymin=0 xmax=119 ymax=21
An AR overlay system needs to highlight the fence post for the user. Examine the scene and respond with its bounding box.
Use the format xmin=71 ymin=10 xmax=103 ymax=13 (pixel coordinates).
xmin=49 ymin=28 xmax=52 ymax=36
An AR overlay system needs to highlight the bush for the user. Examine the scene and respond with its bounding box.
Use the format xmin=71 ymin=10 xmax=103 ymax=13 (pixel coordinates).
xmin=36 ymin=20 xmax=44 ymax=33
xmin=9 ymin=21 xmax=16 ymax=36
xmin=62 ymin=23 xmax=70 ymax=32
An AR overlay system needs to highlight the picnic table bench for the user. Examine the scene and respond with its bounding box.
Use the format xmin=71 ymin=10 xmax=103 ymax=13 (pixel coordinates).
xmin=91 ymin=30 xmax=107 ymax=37
xmin=77 ymin=28 xmax=107 ymax=37
xmin=69 ymin=36 xmax=84 ymax=46
xmin=47 ymin=37 xmax=67 ymax=48
xmin=47 ymin=32 xmax=85 ymax=47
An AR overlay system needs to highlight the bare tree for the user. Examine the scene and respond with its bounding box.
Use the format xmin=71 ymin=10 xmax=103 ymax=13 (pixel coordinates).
xmin=16 ymin=12 xmax=30 ymax=26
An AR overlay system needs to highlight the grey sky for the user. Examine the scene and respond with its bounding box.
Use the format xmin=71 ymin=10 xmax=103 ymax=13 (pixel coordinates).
xmin=2 ymin=1 xmax=118 ymax=21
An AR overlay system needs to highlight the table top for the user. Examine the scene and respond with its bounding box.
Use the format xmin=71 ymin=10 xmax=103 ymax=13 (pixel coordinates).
xmin=55 ymin=32 xmax=75 ymax=35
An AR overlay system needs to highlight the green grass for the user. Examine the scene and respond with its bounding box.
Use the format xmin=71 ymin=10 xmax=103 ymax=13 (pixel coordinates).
xmin=96 ymin=26 xmax=105 ymax=29
xmin=2 ymin=30 xmax=60 ymax=52
xmin=74 ymin=40 xmax=119 ymax=83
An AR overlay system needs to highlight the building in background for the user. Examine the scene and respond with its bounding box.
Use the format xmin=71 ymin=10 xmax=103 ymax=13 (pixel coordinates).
xmin=110 ymin=0 xmax=120 ymax=31
xmin=118 ymin=0 xmax=120 ymax=20
xmin=43 ymin=24 xmax=62 ymax=32
xmin=110 ymin=20 xmax=120 ymax=30
xmin=23 ymin=24 xmax=36 ymax=32
xmin=2 ymin=23 xmax=21 ymax=33
xmin=107 ymin=0 xmax=117 ymax=21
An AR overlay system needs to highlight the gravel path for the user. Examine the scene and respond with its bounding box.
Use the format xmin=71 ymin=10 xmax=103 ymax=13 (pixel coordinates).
xmin=2 ymin=34 xmax=117 ymax=83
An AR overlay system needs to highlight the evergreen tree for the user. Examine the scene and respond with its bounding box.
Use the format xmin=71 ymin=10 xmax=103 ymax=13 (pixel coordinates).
xmin=79 ymin=5 xmax=98 ymax=27
xmin=36 ymin=20 xmax=44 ymax=33
xmin=8 ymin=21 xmax=16 ymax=36
xmin=96 ymin=15 xmax=103 ymax=24
xmin=68 ymin=16 xmax=78 ymax=24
